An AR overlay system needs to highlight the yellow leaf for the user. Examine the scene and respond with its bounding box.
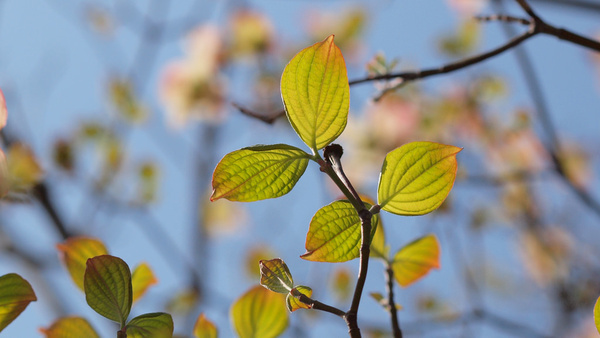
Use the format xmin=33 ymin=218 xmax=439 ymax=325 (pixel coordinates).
xmin=0 ymin=273 xmax=36 ymax=333
xmin=193 ymin=313 xmax=217 ymax=338
xmin=392 ymin=234 xmax=440 ymax=287
xmin=286 ymin=286 xmax=313 ymax=312
xmin=594 ymin=296 xmax=600 ymax=334
xmin=57 ymin=237 xmax=109 ymax=291
xmin=40 ymin=316 xmax=99 ymax=338
xmin=281 ymin=35 xmax=350 ymax=151
xmin=131 ymin=263 xmax=158 ymax=303
xmin=230 ymin=285 xmax=288 ymax=338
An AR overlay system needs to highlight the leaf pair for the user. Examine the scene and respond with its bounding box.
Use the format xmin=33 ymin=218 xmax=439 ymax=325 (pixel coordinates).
xmin=84 ymin=255 xmax=173 ymax=337
xmin=259 ymin=258 xmax=313 ymax=313
xmin=211 ymin=36 xmax=349 ymax=203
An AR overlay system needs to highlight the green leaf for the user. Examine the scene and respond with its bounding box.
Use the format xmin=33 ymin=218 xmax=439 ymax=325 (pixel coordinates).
xmin=378 ymin=142 xmax=461 ymax=216
xmin=392 ymin=234 xmax=440 ymax=287
xmin=231 ymin=285 xmax=288 ymax=338
xmin=84 ymin=255 xmax=132 ymax=326
xmin=211 ymin=144 xmax=310 ymax=202
xmin=301 ymin=200 xmax=379 ymax=262
xmin=57 ymin=236 xmax=109 ymax=291
xmin=286 ymin=286 xmax=313 ymax=312
xmin=281 ymin=35 xmax=350 ymax=151
xmin=131 ymin=263 xmax=157 ymax=304
xmin=259 ymin=258 xmax=294 ymax=294
xmin=0 ymin=273 xmax=37 ymax=332
xmin=125 ymin=312 xmax=173 ymax=338
xmin=40 ymin=316 xmax=99 ymax=338
xmin=595 ymin=296 xmax=600 ymax=334
xmin=193 ymin=313 xmax=217 ymax=338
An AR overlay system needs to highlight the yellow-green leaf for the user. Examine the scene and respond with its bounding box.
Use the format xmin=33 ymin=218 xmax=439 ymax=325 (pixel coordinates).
xmin=57 ymin=237 xmax=109 ymax=291
xmin=286 ymin=286 xmax=312 ymax=312
xmin=0 ymin=273 xmax=36 ymax=333
xmin=378 ymin=142 xmax=461 ymax=216
xmin=84 ymin=255 xmax=132 ymax=326
xmin=211 ymin=144 xmax=309 ymax=202
xmin=230 ymin=285 xmax=288 ymax=338
xmin=301 ymin=200 xmax=378 ymax=262
xmin=131 ymin=263 xmax=158 ymax=303
xmin=259 ymin=258 xmax=293 ymax=294
xmin=281 ymin=35 xmax=350 ymax=151
xmin=125 ymin=312 xmax=173 ymax=338
xmin=595 ymin=296 xmax=600 ymax=334
xmin=193 ymin=313 xmax=217 ymax=338
xmin=392 ymin=234 xmax=440 ymax=287
xmin=0 ymin=150 xmax=10 ymax=198
xmin=40 ymin=316 xmax=99 ymax=338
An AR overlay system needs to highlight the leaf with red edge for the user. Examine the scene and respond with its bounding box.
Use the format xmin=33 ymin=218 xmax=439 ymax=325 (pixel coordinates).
xmin=281 ymin=35 xmax=350 ymax=151
xmin=259 ymin=258 xmax=293 ymax=294
xmin=286 ymin=286 xmax=312 ymax=312
xmin=57 ymin=237 xmax=109 ymax=291
xmin=0 ymin=273 xmax=37 ymax=333
xmin=39 ymin=316 xmax=99 ymax=338
xmin=392 ymin=234 xmax=441 ymax=287
xmin=193 ymin=313 xmax=217 ymax=338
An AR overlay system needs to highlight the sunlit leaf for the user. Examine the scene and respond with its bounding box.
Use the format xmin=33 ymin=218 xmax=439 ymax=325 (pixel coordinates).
xmin=281 ymin=35 xmax=350 ymax=151
xmin=6 ymin=143 xmax=43 ymax=192
xmin=0 ymin=273 xmax=36 ymax=333
xmin=125 ymin=312 xmax=173 ymax=338
xmin=301 ymin=200 xmax=378 ymax=262
xmin=131 ymin=263 xmax=158 ymax=304
xmin=0 ymin=89 xmax=7 ymax=130
xmin=259 ymin=258 xmax=293 ymax=294
xmin=211 ymin=144 xmax=310 ymax=202
xmin=594 ymin=296 xmax=600 ymax=334
xmin=370 ymin=218 xmax=387 ymax=260
xmin=378 ymin=142 xmax=461 ymax=216
xmin=84 ymin=255 xmax=132 ymax=326
xmin=57 ymin=237 xmax=109 ymax=291
xmin=439 ymin=19 xmax=480 ymax=57
xmin=136 ymin=162 xmax=159 ymax=204
xmin=230 ymin=285 xmax=288 ymax=338
xmin=286 ymin=286 xmax=312 ymax=312
xmin=392 ymin=235 xmax=441 ymax=287
xmin=40 ymin=316 xmax=99 ymax=338
xmin=193 ymin=313 xmax=217 ymax=338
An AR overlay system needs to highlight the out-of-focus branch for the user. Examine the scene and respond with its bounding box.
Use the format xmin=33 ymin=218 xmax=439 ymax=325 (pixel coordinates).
xmin=232 ymin=103 xmax=285 ymax=124
xmin=530 ymin=0 xmax=600 ymax=12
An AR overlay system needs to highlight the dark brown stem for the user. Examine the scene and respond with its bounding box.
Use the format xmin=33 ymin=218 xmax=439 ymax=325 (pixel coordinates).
xmin=232 ymin=103 xmax=285 ymax=124
xmin=385 ymin=263 xmax=402 ymax=337
xmin=296 ymin=293 xmax=346 ymax=318
xmin=117 ymin=329 xmax=127 ymax=338
xmin=349 ymin=29 xmax=536 ymax=86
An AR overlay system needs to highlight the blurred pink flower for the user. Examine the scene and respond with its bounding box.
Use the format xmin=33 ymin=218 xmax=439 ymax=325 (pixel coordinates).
xmin=159 ymin=25 xmax=226 ymax=127
xmin=0 ymin=89 xmax=9 ymax=197
xmin=446 ymin=0 xmax=487 ymax=16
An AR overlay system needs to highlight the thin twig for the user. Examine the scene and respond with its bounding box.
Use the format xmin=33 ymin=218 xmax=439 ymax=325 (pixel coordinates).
xmin=475 ymin=15 xmax=531 ymax=25
xmin=384 ymin=263 xmax=402 ymax=337
xmin=349 ymin=30 xmax=536 ymax=86
xmin=530 ymin=0 xmax=600 ymax=12
xmin=232 ymin=103 xmax=285 ymax=124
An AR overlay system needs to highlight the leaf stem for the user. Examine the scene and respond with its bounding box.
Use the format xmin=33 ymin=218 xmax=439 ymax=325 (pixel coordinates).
xmin=296 ymin=293 xmax=346 ymax=318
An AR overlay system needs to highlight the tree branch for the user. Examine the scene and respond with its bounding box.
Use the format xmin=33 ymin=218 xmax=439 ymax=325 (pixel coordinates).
xmin=384 ymin=263 xmax=402 ymax=337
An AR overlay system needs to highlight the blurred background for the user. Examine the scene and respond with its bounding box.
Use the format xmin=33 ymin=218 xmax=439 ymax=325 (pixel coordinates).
xmin=1 ymin=0 xmax=600 ymax=336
